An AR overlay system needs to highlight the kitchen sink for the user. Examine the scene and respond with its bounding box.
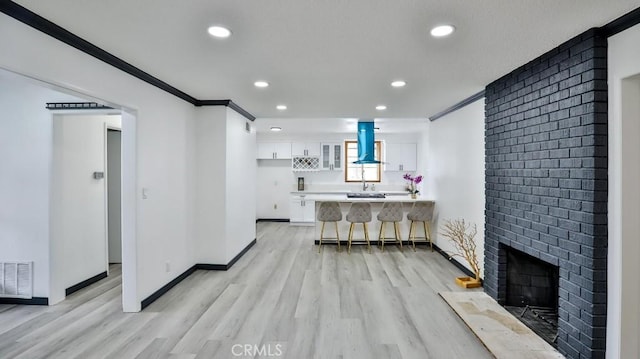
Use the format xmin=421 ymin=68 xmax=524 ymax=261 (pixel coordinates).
xmin=346 ymin=192 xmax=386 ymax=198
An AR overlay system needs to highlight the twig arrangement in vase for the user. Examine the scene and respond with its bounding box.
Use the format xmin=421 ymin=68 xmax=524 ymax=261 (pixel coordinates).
xmin=403 ymin=173 xmax=422 ymax=199
xmin=439 ymin=218 xmax=482 ymax=288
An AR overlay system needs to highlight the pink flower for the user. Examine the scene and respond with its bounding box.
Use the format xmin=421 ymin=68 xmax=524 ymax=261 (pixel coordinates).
xmin=404 ymin=173 xmax=422 ymax=194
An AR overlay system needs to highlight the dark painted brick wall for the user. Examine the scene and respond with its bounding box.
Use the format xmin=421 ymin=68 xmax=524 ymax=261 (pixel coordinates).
xmin=484 ymin=28 xmax=608 ymax=359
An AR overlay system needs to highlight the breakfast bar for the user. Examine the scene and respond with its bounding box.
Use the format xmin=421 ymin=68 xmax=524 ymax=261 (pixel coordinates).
xmin=300 ymin=193 xmax=435 ymax=248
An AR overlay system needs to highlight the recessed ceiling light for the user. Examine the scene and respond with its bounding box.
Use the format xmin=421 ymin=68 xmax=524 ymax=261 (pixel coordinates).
xmin=431 ymin=25 xmax=455 ymax=37
xmin=207 ymin=26 xmax=231 ymax=38
xmin=276 ymin=105 xmax=287 ymax=110
xmin=270 ymin=126 xmax=282 ymax=132
xmin=376 ymin=105 xmax=387 ymax=111
xmin=254 ymin=81 xmax=269 ymax=88
xmin=391 ymin=80 xmax=406 ymax=88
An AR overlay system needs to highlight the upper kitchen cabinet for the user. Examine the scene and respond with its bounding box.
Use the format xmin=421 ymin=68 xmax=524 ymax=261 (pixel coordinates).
xmin=384 ymin=143 xmax=417 ymax=172
xmin=291 ymin=142 xmax=321 ymax=157
xmin=320 ymin=142 xmax=342 ymax=171
xmin=257 ymin=142 xmax=292 ymax=159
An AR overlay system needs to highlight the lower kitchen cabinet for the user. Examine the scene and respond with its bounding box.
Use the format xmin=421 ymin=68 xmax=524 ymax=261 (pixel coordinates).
xmin=290 ymin=196 xmax=316 ymax=225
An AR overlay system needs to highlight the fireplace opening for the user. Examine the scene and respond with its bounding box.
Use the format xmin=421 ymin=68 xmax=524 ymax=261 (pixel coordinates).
xmin=504 ymin=247 xmax=559 ymax=347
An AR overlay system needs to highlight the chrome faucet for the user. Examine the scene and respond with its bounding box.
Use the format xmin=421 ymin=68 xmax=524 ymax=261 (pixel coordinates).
xmin=361 ymin=165 xmax=368 ymax=191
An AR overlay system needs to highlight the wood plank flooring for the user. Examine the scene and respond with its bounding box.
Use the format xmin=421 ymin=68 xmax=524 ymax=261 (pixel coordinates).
xmin=0 ymin=222 xmax=492 ymax=359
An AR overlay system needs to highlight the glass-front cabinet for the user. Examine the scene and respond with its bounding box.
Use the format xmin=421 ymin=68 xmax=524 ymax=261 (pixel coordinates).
xmin=320 ymin=142 xmax=342 ymax=171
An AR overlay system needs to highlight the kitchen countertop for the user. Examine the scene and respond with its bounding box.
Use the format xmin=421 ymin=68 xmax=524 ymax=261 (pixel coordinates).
xmin=292 ymin=194 xmax=432 ymax=202
xmin=291 ymin=190 xmax=410 ymax=196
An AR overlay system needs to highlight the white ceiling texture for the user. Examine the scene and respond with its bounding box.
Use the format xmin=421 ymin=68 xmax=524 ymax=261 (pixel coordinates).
xmin=12 ymin=0 xmax=640 ymax=132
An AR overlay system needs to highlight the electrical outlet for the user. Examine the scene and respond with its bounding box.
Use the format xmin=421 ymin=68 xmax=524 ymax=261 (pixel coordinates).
xmin=165 ymin=261 xmax=170 ymax=273
xmin=274 ymin=203 xmax=278 ymax=210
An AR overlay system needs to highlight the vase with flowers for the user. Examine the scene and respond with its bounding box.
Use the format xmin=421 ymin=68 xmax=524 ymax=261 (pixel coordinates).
xmin=403 ymin=173 xmax=423 ymax=199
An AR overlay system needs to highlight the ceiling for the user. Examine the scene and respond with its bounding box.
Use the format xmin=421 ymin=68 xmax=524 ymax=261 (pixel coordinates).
xmin=11 ymin=0 xmax=640 ymax=121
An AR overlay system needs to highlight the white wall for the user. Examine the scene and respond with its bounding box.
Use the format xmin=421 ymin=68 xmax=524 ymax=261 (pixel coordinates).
xmin=425 ymin=99 xmax=485 ymax=277
xmin=0 ymin=73 xmax=81 ymax=298
xmin=194 ymin=107 xmax=256 ymax=264
xmin=0 ymin=13 xmax=198 ymax=310
xmin=607 ymin=23 xmax=640 ymax=359
xmin=255 ymin=132 xmax=425 ymax=219
xmin=225 ymin=108 xmax=257 ymax=262
xmin=194 ymin=107 xmax=227 ymax=264
xmin=257 ymin=160 xmax=294 ymax=219
xmin=50 ymin=114 xmax=121 ymax=304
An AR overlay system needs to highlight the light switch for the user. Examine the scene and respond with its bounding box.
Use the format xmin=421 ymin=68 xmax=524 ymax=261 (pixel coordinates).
xmin=142 ymin=188 xmax=149 ymax=199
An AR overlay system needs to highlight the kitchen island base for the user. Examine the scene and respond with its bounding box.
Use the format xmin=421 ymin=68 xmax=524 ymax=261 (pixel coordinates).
xmin=311 ymin=197 xmax=435 ymax=250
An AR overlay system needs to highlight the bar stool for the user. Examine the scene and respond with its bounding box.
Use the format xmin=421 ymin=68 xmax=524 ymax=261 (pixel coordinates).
xmin=317 ymin=202 xmax=342 ymax=253
xmin=407 ymin=201 xmax=435 ymax=251
xmin=377 ymin=202 xmax=403 ymax=252
xmin=346 ymin=202 xmax=372 ymax=254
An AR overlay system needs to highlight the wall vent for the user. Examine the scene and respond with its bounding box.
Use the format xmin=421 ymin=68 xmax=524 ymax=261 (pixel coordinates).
xmin=0 ymin=262 xmax=33 ymax=299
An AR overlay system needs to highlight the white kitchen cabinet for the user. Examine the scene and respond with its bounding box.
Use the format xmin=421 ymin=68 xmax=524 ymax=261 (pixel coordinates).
xmin=292 ymin=142 xmax=321 ymax=157
xmin=384 ymin=143 xmax=417 ymax=172
xmin=320 ymin=142 xmax=343 ymax=171
xmin=257 ymin=142 xmax=292 ymax=159
xmin=290 ymin=196 xmax=316 ymax=225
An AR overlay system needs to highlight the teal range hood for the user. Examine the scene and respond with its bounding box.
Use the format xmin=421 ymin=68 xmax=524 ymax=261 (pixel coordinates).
xmin=354 ymin=121 xmax=380 ymax=164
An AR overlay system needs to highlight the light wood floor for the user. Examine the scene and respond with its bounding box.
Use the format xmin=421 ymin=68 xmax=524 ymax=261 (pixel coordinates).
xmin=0 ymin=222 xmax=492 ymax=359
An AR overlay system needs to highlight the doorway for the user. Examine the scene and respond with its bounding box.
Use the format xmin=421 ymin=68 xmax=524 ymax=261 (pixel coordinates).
xmin=107 ymin=129 xmax=122 ymax=266
xmin=50 ymin=113 xmax=122 ymax=303
xmin=0 ymin=67 xmax=138 ymax=312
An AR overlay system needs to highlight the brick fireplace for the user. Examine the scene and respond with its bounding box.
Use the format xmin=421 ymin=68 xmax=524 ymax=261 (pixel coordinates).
xmin=504 ymin=245 xmax=560 ymax=346
xmin=484 ymin=28 xmax=608 ymax=359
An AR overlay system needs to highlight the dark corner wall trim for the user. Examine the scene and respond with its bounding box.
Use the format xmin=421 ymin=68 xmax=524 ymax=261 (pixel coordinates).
xmin=140 ymin=265 xmax=197 ymax=309
xmin=197 ymin=100 xmax=256 ymax=121
xmin=196 ymin=238 xmax=257 ymax=271
xmin=0 ymin=1 xmax=197 ymax=104
xmin=431 ymin=243 xmax=477 ymax=279
xmin=141 ymin=238 xmax=257 ymax=310
xmin=65 ymin=271 xmax=108 ymax=296
xmin=429 ymin=90 xmax=485 ymax=122
xmin=0 ymin=1 xmax=256 ymax=122
xmin=0 ymin=297 xmax=49 ymax=305
xmin=602 ymin=6 xmax=640 ymax=37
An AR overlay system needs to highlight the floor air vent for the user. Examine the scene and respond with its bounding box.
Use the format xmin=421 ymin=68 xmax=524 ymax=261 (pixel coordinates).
xmin=0 ymin=262 xmax=33 ymax=299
